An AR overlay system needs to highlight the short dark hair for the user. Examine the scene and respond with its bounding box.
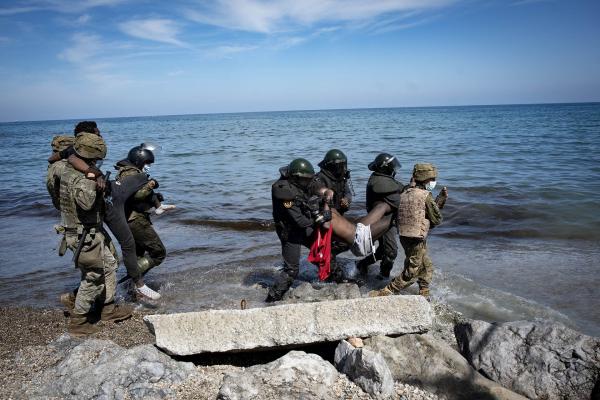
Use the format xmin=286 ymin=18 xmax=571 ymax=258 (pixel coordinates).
xmin=74 ymin=121 xmax=98 ymax=134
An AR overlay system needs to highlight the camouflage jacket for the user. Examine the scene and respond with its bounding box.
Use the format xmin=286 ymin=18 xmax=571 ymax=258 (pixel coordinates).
xmin=115 ymin=160 xmax=154 ymax=221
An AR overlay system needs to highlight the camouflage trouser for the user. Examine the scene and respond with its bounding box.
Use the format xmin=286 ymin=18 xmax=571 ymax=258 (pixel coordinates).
xmin=66 ymin=231 xmax=118 ymax=315
xmin=387 ymin=237 xmax=433 ymax=293
xmin=129 ymin=215 xmax=166 ymax=269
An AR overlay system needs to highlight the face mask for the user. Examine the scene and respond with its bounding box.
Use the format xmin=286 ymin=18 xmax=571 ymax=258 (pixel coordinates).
xmin=425 ymin=181 xmax=437 ymax=191
xmin=142 ymin=165 xmax=151 ymax=174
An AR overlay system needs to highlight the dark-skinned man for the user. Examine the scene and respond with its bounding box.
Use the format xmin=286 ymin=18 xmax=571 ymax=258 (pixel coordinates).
xmin=356 ymin=153 xmax=403 ymax=280
xmin=370 ymin=163 xmax=448 ymax=300
xmin=59 ymin=133 xmax=132 ymax=336
xmin=267 ymin=158 xmax=395 ymax=302
xmin=313 ymin=149 xmax=354 ymax=282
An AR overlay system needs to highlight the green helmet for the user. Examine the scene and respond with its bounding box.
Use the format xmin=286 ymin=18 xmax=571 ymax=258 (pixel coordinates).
xmin=51 ymin=135 xmax=74 ymax=152
xmin=74 ymin=132 xmax=107 ymax=160
xmin=368 ymin=153 xmax=401 ymax=176
xmin=288 ymin=158 xmax=315 ymax=178
xmin=413 ymin=163 xmax=437 ymax=182
xmin=318 ymin=149 xmax=347 ymax=168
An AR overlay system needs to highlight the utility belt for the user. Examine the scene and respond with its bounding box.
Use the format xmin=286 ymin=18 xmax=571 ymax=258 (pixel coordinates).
xmin=54 ymin=224 xmax=103 ymax=257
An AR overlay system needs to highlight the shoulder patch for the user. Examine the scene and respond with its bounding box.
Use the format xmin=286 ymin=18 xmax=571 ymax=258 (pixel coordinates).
xmin=283 ymin=200 xmax=293 ymax=209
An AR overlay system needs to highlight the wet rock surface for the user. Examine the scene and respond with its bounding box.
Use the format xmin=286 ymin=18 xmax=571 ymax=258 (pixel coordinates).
xmin=23 ymin=336 xmax=197 ymax=399
xmin=455 ymin=319 xmax=600 ymax=400
xmin=283 ymin=281 xmax=362 ymax=302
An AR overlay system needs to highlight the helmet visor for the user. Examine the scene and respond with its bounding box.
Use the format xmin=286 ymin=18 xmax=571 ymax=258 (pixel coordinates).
xmin=141 ymin=142 xmax=162 ymax=154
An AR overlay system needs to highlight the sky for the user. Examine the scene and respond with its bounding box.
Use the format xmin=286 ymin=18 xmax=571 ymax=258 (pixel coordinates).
xmin=0 ymin=0 xmax=599 ymax=122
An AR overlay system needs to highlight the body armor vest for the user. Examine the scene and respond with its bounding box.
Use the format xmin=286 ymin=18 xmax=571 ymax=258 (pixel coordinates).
xmin=47 ymin=160 xmax=68 ymax=210
xmin=59 ymin=164 xmax=103 ymax=230
xmin=397 ymin=187 xmax=430 ymax=239
xmin=316 ymin=170 xmax=348 ymax=211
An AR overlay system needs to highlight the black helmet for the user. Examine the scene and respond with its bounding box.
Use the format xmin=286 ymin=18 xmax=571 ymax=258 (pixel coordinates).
xmin=288 ymin=158 xmax=315 ymax=178
xmin=127 ymin=143 xmax=155 ymax=169
xmin=318 ymin=149 xmax=347 ymax=178
xmin=368 ymin=153 xmax=401 ymax=176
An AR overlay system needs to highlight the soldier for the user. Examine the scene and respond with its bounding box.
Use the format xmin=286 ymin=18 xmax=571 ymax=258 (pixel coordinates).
xmin=370 ymin=163 xmax=448 ymax=299
xmin=46 ymin=135 xmax=75 ymax=210
xmin=60 ymin=133 xmax=132 ymax=336
xmin=313 ymin=149 xmax=354 ymax=282
xmin=356 ymin=153 xmax=403 ymax=279
xmin=267 ymin=158 xmax=396 ymax=302
xmin=267 ymin=158 xmax=328 ymax=302
xmin=115 ymin=144 xmax=175 ymax=298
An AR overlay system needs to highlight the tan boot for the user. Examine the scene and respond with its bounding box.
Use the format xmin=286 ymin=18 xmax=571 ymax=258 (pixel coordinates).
xmin=419 ymin=287 xmax=431 ymax=301
xmin=68 ymin=314 xmax=101 ymax=337
xmin=368 ymin=287 xmax=394 ymax=297
xmin=100 ymin=303 xmax=133 ymax=322
xmin=60 ymin=292 xmax=75 ymax=310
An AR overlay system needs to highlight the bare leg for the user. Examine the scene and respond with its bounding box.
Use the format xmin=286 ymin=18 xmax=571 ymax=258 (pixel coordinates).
xmin=325 ymin=202 xmax=394 ymax=245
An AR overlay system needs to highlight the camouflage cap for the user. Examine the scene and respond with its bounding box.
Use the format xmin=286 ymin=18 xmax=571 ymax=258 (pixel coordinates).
xmin=74 ymin=132 xmax=107 ymax=159
xmin=51 ymin=135 xmax=74 ymax=152
xmin=413 ymin=163 xmax=437 ymax=182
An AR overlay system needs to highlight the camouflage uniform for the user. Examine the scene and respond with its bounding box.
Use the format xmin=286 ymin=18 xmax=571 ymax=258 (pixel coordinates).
xmin=60 ymin=161 xmax=117 ymax=316
xmin=46 ymin=135 xmax=74 ymax=210
xmin=387 ymin=189 xmax=442 ymax=293
xmin=115 ymin=160 xmax=166 ymax=274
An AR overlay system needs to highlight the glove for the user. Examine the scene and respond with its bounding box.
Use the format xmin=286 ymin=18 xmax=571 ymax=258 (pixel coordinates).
xmin=156 ymin=192 xmax=164 ymax=202
xmin=155 ymin=204 xmax=176 ymax=215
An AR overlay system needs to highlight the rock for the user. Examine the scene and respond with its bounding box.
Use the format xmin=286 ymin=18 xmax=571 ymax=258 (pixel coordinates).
xmin=364 ymin=334 xmax=526 ymax=400
xmin=455 ymin=319 xmax=600 ymax=400
xmin=334 ymin=339 xmax=394 ymax=398
xmin=283 ymin=282 xmax=362 ymax=302
xmin=23 ymin=336 xmax=196 ymax=399
xmin=347 ymin=337 xmax=364 ymax=348
xmin=430 ymin=301 xmax=468 ymax=351
xmin=217 ymin=350 xmax=341 ymax=400
xmin=145 ymin=295 xmax=432 ymax=356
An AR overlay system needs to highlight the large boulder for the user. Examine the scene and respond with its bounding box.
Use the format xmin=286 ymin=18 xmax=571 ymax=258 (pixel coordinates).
xmin=144 ymin=295 xmax=432 ymax=355
xmin=364 ymin=334 xmax=526 ymax=400
xmin=217 ymin=350 xmax=340 ymax=400
xmin=334 ymin=339 xmax=394 ymax=398
xmin=22 ymin=336 xmax=197 ymax=399
xmin=455 ymin=319 xmax=600 ymax=400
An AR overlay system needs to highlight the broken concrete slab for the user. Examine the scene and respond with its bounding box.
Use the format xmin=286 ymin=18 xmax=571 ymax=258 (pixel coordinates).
xmin=144 ymin=295 xmax=432 ymax=356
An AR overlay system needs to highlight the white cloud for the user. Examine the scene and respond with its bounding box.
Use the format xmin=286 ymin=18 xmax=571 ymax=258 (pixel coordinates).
xmin=58 ymin=33 xmax=103 ymax=63
xmin=184 ymin=0 xmax=457 ymax=33
xmin=119 ymin=18 xmax=186 ymax=47
xmin=75 ymin=14 xmax=91 ymax=25
xmin=206 ymin=44 xmax=259 ymax=58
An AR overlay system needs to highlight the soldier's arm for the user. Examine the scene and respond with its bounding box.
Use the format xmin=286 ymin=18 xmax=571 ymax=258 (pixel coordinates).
xmin=425 ymin=193 xmax=443 ymax=227
xmin=73 ymin=176 xmax=98 ymax=210
xmin=119 ymin=168 xmax=154 ymax=201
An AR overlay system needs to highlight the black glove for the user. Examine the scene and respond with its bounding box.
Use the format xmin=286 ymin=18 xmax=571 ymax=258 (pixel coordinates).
xmin=156 ymin=192 xmax=164 ymax=202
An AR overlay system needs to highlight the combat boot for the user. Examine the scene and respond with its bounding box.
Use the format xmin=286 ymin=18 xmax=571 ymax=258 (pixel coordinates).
xmin=100 ymin=302 xmax=133 ymax=322
xmin=419 ymin=287 xmax=431 ymax=301
xmin=368 ymin=287 xmax=394 ymax=297
xmin=60 ymin=292 xmax=75 ymax=310
xmin=68 ymin=313 xmax=101 ymax=337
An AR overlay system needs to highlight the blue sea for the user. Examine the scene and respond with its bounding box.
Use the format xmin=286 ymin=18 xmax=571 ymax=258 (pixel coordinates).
xmin=1 ymin=103 xmax=599 ymax=336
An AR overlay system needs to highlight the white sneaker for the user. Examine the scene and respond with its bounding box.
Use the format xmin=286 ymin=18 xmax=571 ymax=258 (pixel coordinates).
xmin=135 ymin=284 xmax=161 ymax=301
xmin=155 ymin=204 xmax=176 ymax=215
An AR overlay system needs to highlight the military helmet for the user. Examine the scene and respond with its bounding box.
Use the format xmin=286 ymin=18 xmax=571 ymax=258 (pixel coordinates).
xmin=412 ymin=163 xmax=437 ymax=182
xmin=318 ymin=149 xmax=347 ymax=168
xmin=51 ymin=135 xmax=74 ymax=152
xmin=288 ymin=158 xmax=315 ymax=178
xmin=368 ymin=153 xmax=401 ymax=175
xmin=127 ymin=144 xmax=155 ymax=169
xmin=74 ymin=132 xmax=107 ymax=159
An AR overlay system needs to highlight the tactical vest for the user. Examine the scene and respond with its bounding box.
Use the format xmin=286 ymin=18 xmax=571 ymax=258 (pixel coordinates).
xmin=397 ymin=187 xmax=430 ymax=239
xmin=46 ymin=160 xmax=68 ymax=210
xmin=59 ymin=164 xmax=103 ymax=230
xmin=366 ymin=172 xmax=401 ymax=212
xmin=272 ymin=178 xmax=312 ymax=228
xmin=316 ymin=170 xmax=348 ymax=211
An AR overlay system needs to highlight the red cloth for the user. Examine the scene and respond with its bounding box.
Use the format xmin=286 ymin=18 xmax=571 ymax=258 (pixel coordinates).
xmin=307 ymin=224 xmax=333 ymax=281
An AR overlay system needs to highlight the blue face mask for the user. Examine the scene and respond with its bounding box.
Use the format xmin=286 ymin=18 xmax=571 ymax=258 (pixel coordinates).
xmin=142 ymin=165 xmax=151 ymax=174
xmin=425 ymin=181 xmax=437 ymax=191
